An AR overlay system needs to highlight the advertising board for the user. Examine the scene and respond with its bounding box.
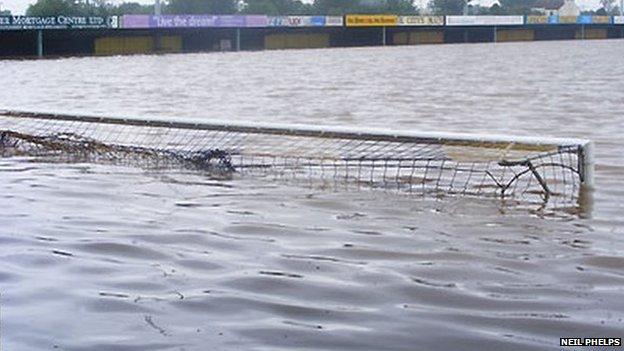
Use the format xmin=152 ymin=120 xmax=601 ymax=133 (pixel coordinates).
xmin=591 ymin=16 xmax=610 ymax=24
xmin=121 ymin=15 xmax=268 ymax=28
xmin=548 ymin=15 xmax=559 ymax=23
xmin=242 ymin=15 xmax=268 ymax=27
xmin=559 ymin=16 xmax=578 ymax=23
xmin=0 ymin=16 xmax=117 ymax=30
xmin=446 ymin=16 xmax=524 ymax=26
xmin=345 ymin=15 xmax=398 ymax=27
xmin=268 ymin=16 xmax=327 ymax=27
xmin=526 ymin=16 xmax=548 ymax=24
xmin=397 ymin=16 xmax=444 ymax=26
xmin=325 ymin=16 xmax=343 ymax=26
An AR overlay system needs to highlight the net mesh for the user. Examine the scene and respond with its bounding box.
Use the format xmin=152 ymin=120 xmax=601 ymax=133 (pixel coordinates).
xmin=0 ymin=111 xmax=591 ymax=207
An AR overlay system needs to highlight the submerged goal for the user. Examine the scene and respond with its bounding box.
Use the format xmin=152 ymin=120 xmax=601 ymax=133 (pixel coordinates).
xmin=0 ymin=110 xmax=593 ymax=206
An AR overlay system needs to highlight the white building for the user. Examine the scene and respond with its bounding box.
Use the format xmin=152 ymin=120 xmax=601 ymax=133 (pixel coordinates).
xmin=532 ymin=0 xmax=581 ymax=16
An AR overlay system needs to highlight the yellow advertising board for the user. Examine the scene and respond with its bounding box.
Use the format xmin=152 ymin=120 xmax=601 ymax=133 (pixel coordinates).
xmin=345 ymin=15 xmax=398 ymax=27
xmin=527 ymin=16 xmax=548 ymax=24
xmin=559 ymin=16 xmax=577 ymax=23
xmin=592 ymin=16 xmax=610 ymax=24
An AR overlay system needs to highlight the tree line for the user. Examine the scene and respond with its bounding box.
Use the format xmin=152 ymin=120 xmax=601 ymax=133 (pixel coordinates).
xmin=23 ymin=0 xmax=417 ymax=16
xmin=20 ymin=0 xmax=622 ymax=18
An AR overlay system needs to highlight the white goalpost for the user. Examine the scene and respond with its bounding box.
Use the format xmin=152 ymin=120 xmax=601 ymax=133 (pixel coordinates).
xmin=0 ymin=109 xmax=594 ymax=206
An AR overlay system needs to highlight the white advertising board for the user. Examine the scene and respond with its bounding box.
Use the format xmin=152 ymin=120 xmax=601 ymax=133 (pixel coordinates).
xmin=397 ymin=16 xmax=444 ymax=26
xmin=268 ymin=16 xmax=326 ymax=27
xmin=325 ymin=16 xmax=343 ymax=26
xmin=446 ymin=16 xmax=524 ymax=26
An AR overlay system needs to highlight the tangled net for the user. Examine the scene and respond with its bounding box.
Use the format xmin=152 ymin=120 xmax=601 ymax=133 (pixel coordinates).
xmin=0 ymin=130 xmax=235 ymax=176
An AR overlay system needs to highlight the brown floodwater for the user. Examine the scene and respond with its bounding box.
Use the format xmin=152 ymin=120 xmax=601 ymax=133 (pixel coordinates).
xmin=0 ymin=40 xmax=623 ymax=350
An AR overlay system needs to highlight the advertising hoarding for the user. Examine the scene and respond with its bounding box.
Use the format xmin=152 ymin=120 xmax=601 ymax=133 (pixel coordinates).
xmin=558 ymin=16 xmax=577 ymax=23
xmin=446 ymin=16 xmax=524 ymax=26
xmin=526 ymin=15 xmax=570 ymax=24
xmin=268 ymin=16 xmax=327 ymax=27
xmin=243 ymin=15 xmax=268 ymax=27
xmin=121 ymin=15 xmax=268 ymax=29
xmin=548 ymin=15 xmax=559 ymax=23
xmin=397 ymin=16 xmax=444 ymax=26
xmin=345 ymin=15 xmax=398 ymax=27
xmin=526 ymin=16 xmax=548 ymax=24
xmin=325 ymin=16 xmax=343 ymax=26
xmin=591 ymin=16 xmax=610 ymax=24
xmin=215 ymin=15 xmax=247 ymax=27
xmin=0 ymin=16 xmax=118 ymax=30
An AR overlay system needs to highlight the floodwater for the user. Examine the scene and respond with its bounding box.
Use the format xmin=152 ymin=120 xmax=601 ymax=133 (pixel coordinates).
xmin=1 ymin=40 xmax=623 ymax=350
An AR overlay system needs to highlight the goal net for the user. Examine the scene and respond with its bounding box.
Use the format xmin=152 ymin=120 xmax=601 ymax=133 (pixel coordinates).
xmin=0 ymin=110 xmax=593 ymax=206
